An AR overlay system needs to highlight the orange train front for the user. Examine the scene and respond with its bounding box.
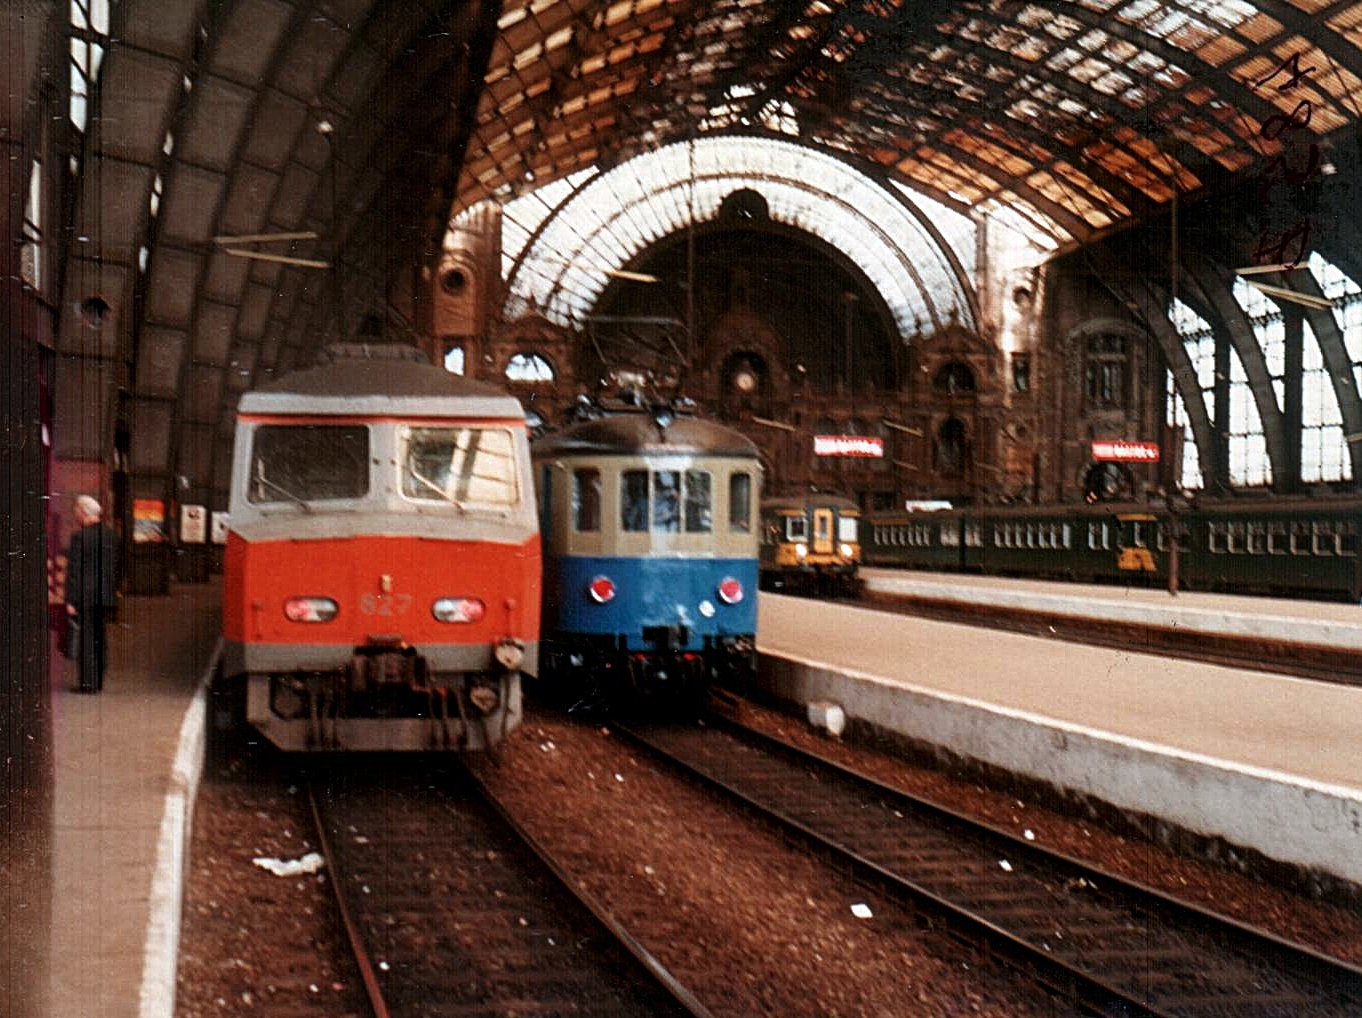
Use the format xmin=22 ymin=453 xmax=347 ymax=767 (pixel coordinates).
xmin=217 ymin=344 xmax=540 ymax=752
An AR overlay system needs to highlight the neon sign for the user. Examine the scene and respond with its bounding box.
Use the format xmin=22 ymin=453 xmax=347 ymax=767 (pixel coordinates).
xmin=814 ymin=435 xmax=884 ymax=458
xmin=1092 ymin=440 xmax=1159 ymax=463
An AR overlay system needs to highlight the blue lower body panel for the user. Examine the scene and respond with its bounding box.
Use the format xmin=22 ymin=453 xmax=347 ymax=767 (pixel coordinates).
xmin=545 ymin=554 xmax=757 ymax=649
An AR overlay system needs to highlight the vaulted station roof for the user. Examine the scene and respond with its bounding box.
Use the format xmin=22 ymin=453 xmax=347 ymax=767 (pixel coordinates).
xmin=31 ymin=0 xmax=1362 ymax=506
xmin=463 ymin=0 xmax=1362 ymax=248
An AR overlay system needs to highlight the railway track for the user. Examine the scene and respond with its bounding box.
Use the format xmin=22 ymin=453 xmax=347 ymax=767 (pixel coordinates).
xmin=306 ymin=763 xmax=713 ymax=1017
xmin=615 ymin=711 xmax=1362 ymax=1018
xmin=855 ymin=588 xmax=1362 ymax=688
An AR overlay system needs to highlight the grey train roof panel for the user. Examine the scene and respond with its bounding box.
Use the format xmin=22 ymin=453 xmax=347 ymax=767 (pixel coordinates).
xmin=239 ymin=345 xmax=526 ymax=420
xmin=533 ymin=414 xmax=761 ymax=460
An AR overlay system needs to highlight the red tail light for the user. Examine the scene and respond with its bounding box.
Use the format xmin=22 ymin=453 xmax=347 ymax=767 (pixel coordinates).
xmin=283 ymin=597 xmax=339 ymax=623
xmin=432 ymin=597 xmax=487 ymax=623
xmin=717 ymin=577 xmax=744 ymax=604
xmin=588 ymin=575 xmax=616 ymax=603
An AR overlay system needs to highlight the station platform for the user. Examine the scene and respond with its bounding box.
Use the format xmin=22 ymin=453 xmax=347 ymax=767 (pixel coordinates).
xmin=860 ymin=566 xmax=1362 ymax=651
xmin=49 ymin=579 xmax=219 ymax=1018
xmin=755 ymin=590 xmax=1362 ymax=892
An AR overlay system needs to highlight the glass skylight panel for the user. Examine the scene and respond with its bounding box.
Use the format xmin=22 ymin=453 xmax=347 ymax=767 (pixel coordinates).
xmin=1308 ymin=251 xmax=1362 ymax=398
xmin=1165 ymin=373 xmax=1204 ymax=490
xmin=1300 ymin=318 xmax=1350 ymax=482
xmin=504 ymin=136 xmax=975 ymax=334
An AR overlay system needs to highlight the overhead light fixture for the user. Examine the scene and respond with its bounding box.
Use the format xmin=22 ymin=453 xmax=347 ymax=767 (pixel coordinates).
xmin=223 ymin=249 xmax=330 ymax=269
xmin=1240 ymin=278 xmax=1332 ymax=310
xmin=604 ymin=269 xmax=658 ymax=283
xmin=214 ymin=231 xmax=318 ymax=245
xmin=1233 ymin=263 xmax=1299 ymax=276
xmin=213 ymin=230 xmax=328 ymax=269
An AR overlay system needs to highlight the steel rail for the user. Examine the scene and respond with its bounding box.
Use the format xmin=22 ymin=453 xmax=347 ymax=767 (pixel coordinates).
xmin=306 ymin=782 xmax=390 ymax=1018
xmin=460 ymin=762 xmax=719 ymax=1018
xmin=614 ymin=712 xmax=1362 ymax=1018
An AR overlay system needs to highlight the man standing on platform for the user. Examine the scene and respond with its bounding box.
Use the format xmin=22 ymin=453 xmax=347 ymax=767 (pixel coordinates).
xmin=65 ymin=495 xmax=120 ymax=693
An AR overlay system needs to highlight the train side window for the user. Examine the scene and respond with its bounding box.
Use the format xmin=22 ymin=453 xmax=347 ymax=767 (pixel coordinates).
xmin=1061 ymin=523 xmax=1072 ymax=549
xmin=1247 ymin=522 xmax=1267 ymax=554
xmin=572 ymin=468 xmax=601 ymax=532
xmin=1227 ymin=522 xmax=1246 ymax=554
xmin=1087 ymin=522 xmax=1106 ymax=551
xmin=728 ymin=473 xmax=752 ymax=532
xmin=621 ymin=470 xmax=649 ymax=531
xmin=941 ymin=524 xmax=960 ymax=547
xmin=1290 ymin=522 xmax=1310 ymax=555
xmin=684 ymin=470 xmax=712 ymax=532
xmin=1267 ymin=523 xmax=1288 ymax=554
xmin=1313 ymin=522 xmax=1335 ymax=556
xmin=965 ymin=522 xmax=982 ymax=548
xmin=1340 ymin=524 xmax=1358 ymax=557
xmin=1207 ymin=522 xmax=1227 ymax=553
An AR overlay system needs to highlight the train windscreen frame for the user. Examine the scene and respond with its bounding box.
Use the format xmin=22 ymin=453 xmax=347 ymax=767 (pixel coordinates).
xmin=248 ymin=424 xmax=369 ymax=505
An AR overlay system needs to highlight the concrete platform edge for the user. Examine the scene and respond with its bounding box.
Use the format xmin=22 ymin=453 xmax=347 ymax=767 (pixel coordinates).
xmin=757 ymin=652 xmax=1362 ymax=888
xmin=137 ymin=639 xmax=220 ymax=1018
xmin=864 ymin=574 xmax=1362 ymax=651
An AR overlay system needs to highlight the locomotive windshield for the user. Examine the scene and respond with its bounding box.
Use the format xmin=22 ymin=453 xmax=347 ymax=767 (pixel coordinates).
xmin=402 ymin=426 xmax=520 ymax=508
xmin=248 ymin=425 xmax=369 ymax=506
xmin=621 ymin=468 xmax=713 ymax=533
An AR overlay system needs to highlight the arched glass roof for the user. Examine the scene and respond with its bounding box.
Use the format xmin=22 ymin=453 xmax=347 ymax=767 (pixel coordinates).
xmin=462 ymin=1 xmax=1362 ymax=250
xmin=468 ymin=136 xmax=976 ymax=335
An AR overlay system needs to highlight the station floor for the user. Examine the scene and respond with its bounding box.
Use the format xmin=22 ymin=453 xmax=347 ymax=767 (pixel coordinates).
xmin=49 ymin=579 xmax=220 ymax=1018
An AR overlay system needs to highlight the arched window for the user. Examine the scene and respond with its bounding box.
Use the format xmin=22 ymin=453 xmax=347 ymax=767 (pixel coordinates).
xmin=506 ymin=352 xmax=554 ymax=382
xmin=933 ymin=361 xmax=975 ymax=395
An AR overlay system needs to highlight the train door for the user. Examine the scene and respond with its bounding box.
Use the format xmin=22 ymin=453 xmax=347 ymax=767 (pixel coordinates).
xmin=812 ymin=507 xmax=835 ymax=556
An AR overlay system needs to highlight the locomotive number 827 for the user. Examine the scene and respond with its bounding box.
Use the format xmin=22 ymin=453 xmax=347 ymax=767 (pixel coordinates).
xmin=216 ymin=344 xmax=541 ymax=752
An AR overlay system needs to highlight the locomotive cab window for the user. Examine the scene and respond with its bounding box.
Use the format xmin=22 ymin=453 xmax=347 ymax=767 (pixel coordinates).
xmin=572 ymin=468 xmax=601 ymax=532
xmin=249 ymin=425 xmax=369 ymax=505
xmin=729 ymin=472 xmax=752 ymax=532
xmin=620 ymin=468 xmax=713 ymax=533
xmin=838 ymin=515 xmax=858 ymax=543
xmin=401 ymin=426 xmax=519 ymax=508
xmin=785 ymin=515 xmax=809 ymax=542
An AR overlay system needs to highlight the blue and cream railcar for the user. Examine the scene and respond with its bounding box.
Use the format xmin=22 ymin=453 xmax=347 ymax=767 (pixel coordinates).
xmin=533 ymin=412 xmax=762 ymax=702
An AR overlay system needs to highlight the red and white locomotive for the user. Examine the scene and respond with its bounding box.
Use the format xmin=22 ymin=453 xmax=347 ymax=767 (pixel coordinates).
xmin=217 ymin=344 xmax=540 ymax=752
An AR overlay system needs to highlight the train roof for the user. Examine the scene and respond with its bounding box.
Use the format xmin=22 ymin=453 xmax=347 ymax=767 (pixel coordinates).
xmin=238 ymin=344 xmax=525 ymax=420
xmin=533 ymin=413 xmax=759 ymax=459
xmin=762 ymin=494 xmax=860 ymax=513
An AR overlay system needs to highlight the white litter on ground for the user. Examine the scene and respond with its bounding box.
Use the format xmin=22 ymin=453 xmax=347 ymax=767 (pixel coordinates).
xmin=252 ymin=852 xmax=325 ymax=877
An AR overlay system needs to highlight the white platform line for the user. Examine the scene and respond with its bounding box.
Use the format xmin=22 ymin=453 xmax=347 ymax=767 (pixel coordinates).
xmin=138 ymin=639 xmax=219 ymax=1018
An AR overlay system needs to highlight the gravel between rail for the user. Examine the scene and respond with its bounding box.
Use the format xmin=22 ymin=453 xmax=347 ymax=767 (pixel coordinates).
xmin=177 ymin=698 xmax=1362 ymax=1016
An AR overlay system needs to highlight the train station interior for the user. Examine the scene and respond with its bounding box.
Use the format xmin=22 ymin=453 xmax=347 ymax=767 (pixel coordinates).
xmin=6 ymin=2 xmax=1362 ymax=1015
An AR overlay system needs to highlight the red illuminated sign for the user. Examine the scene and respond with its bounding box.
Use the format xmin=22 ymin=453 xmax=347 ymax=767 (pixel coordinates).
xmin=1092 ymin=440 xmax=1160 ymax=463
xmin=814 ymin=435 xmax=884 ymax=458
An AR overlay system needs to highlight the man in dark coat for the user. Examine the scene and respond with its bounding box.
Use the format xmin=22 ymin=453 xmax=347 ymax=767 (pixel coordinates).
xmin=65 ymin=495 xmax=120 ymax=693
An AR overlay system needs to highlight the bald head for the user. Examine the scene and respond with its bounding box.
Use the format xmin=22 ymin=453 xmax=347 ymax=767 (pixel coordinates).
xmin=75 ymin=495 xmax=102 ymax=524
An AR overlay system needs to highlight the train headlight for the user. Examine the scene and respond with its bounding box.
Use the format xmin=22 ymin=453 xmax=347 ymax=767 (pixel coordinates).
xmin=588 ymin=575 xmax=616 ymax=603
xmin=794 ymin=542 xmax=809 ymax=559
xmin=494 ymin=638 xmax=525 ymax=670
xmin=839 ymin=542 xmax=854 ymax=558
xmin=432 ymin=597 xmax=486 ymax=623
xmin=283 ymin=597 xmax=338 ymax=623
xmin=717 ymin=577 xmax=744 ymax=605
